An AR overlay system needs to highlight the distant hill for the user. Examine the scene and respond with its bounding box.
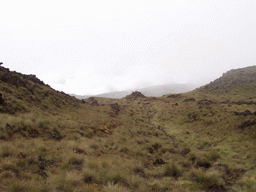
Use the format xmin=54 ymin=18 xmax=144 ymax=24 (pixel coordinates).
xmin=73 ymin=83 xmax=199 ymax=99
xmin=198 ymin=65 xmax=256 ymax=96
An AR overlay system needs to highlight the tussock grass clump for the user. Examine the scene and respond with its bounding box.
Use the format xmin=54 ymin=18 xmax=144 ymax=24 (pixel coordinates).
xmin=161 ymin=146 xmax=176 ymax=154
xmin=0 ymin=171 xmax=16 ymax=179
xmin=238 ymin=170 xmax=256 ymax=191
xmin=106 ymin=170 xmax=128 ymax=185
xmin=133 ymin=166 xmax=146 ymax=178
xmin=83 ymin=129 xmax=94 ymax=138
xmin=1 ymin=145 xmax=14 ymax=157
xmin=16 ymin=158 xmax=27 ymax=168
xmin=101 ymin=160 xmax=109 ymax=168
xmin=206 ymin=150 xmax=221 ymax=162
xmin=48 ymin=174 xmax=76 ymax=192
xmin=195 ymin=154 xmax=212 ymax=169
xmin=163 ymin=163 xmax=182 ymax=178
xmin=120 ymin=146 xmax=129 ymax=154
xmin=82 ymin=168 xmax=102 ymax=184
xmin=61 ymin=154 xmax=84 ymax=170
xmin=186 ymin=168 xmax=225 ymax=191
xmin=87 ymin=160 xmax=100 ymax=170
xmin=38 ymin=120 xmax=50 ymax=130
xmin=180 ymin=146 xmax=191 ymax=156
xmin=103 ymin=182 xmax=130 ymax=192
xmin=68 ymin=155 xmax=84 ymax=166
xmin=1 ymin=161 xmax=20 ymax=175
xmin=3 ymin=179 xmax=32 ymax=192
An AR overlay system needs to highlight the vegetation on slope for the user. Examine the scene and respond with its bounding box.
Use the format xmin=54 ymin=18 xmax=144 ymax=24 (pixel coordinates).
xmin=198 ymin=65 xmax=256 ymax=97
xmin=0 ymin=66 xmax=256 ymax=192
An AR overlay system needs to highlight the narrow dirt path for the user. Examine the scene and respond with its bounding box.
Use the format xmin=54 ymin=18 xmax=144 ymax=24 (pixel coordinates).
xmin=147 ymin=105 xmax=177 ymax=147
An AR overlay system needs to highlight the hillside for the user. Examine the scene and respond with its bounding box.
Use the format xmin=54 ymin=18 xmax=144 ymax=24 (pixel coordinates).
xmin=198 ymin=65 xmax=256 ymax=96
xmin=0 ymin=65 xmax=256 ymax=192
xmin=0 ymin=66 xmax=80 ymax=114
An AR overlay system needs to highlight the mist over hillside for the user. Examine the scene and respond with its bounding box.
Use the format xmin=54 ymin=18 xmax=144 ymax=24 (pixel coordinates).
xmin=72 ymin=83 xmax=200 ymax=99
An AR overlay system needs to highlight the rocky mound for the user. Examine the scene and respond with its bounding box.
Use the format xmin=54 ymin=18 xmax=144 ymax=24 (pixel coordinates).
xmin=85 ymin=97 xmax=100 ymax=106
xmin=126 ymin=91 xmax=146 ymax=100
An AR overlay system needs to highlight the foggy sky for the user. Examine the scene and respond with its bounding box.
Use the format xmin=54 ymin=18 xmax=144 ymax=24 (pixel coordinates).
xmin=1 ymin=0 xmax=256 ymax=95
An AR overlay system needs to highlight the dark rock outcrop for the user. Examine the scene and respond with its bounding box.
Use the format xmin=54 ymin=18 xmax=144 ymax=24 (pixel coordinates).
xmin=110 ymin=103 xmax=120 ymax=115
xmin=0 ymin=93 xmax=5 ymax=105
xmin=167 ymin=94 xmax=181 ymax=98
xmin=239 ymin=119 xmax=256 ymax=129
xmin=126 ymin=91 xmax=146 ymax=100
xmin=198 ymin=99 xmax=216 ymax=105
xmin=183 ymin=98 xmax=195 ymax=102
xmin=234 ymin=110 xmax=253 ymax=116
xmin=87 ymin=97 xmax=99 ymax=106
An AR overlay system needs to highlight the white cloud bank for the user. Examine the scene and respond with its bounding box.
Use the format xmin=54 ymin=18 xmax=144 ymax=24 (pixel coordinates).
xmin=1 ymin=0 xmax=256 ymax=95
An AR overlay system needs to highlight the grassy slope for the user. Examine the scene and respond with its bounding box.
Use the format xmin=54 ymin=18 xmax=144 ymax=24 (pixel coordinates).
xmin=0 ymin=66 xmax=256 ymax=192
